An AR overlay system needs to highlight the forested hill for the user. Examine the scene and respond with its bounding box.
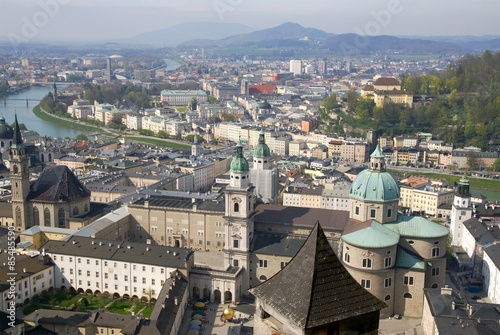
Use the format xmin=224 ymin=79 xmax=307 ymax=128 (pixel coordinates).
xmin=400 ymin=51 xmax=500 ymax=149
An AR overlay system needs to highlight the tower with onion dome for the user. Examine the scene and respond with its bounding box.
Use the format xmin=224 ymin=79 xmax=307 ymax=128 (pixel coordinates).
xmin=223 ymin=140 xmax=255 ymax=293
xmin=249 ymin=128 xmax=279 ymax=204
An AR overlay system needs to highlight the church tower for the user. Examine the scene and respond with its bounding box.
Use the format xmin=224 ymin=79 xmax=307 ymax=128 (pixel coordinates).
xmin=450 ymin=176 xmax=473 ymax=246
xmin=249 ymin=129 xmax=278 ymax=204
xmin=191 ymin=135 xmax=200 ymax=157
xmin=223 ymin=141 xmax=255 ymax=293
xmin=10 ymin=115 xmax=31 ymax=230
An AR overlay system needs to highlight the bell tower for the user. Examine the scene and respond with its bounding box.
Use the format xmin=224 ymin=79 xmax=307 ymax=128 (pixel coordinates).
xmin=10 ymin=115 xmax=31 ymax=230
xmin=450 ymin=176 xmax=473 ymax=246
xmin=223 ymin=141 xmax=255 ymax=293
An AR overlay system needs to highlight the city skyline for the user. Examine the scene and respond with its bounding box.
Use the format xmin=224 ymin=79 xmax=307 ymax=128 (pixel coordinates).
xmin=1 ymin=0 xmax=499 ymax=43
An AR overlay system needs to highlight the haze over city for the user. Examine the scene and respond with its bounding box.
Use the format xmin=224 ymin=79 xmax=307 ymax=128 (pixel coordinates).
xmin=1 ymin=0 xmax=499 ymax=42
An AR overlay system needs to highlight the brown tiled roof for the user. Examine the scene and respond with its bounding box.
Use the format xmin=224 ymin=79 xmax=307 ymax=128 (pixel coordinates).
xmin=362 ymin=85 xmax=374 ymax=91
xmin=27 ymin=165 xmax=91 ymax=202
xmin=373 ymin=77 xmax=400 ymax=86
xmin=375 ymin=89 xmax=413 ymax=95
xmin=249 ymin=222 xmax=386 ymax=329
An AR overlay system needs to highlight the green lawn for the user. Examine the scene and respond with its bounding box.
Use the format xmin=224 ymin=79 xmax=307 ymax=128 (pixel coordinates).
xmin=142 ymin=307 xmax=152 ymax=318
xmin=33 ymin=105 xmax=102 ymax=133
xmin=388 ymin=170 xmax=500 ymax=191
xmin=127 ymin=136 xmax=190 ymax=149
xmin=174 ymin=106 xmax=187 ymax=112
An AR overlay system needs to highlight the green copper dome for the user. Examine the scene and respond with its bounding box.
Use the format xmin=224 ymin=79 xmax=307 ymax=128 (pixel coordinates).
xmin=230 ymin=141 xmax=249 ymax=173
xmin=350 ymin=144 xmax=399 ymax=202
xmin=350 ymin=169 xmax=400 ymax=202
xmin=253 ymin=129 xmax=271 ymax=158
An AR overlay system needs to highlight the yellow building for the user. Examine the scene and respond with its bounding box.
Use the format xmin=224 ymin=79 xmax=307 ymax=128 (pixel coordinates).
xmin=374 ymin=89 xmax=414 ymax=108
xmin=19 ymin=226 xmax=77 ymax=249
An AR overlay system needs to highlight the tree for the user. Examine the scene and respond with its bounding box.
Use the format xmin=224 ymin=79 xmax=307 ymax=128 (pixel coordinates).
xmin=322 ymin=94 xmax=340 ymax=110
xmin=11 ymin=122 xmax=27 ymax=131
xmin=208 ymin=96 xmax=219 ymax=104
xmin=466 ymin=151 xmax=477 ymax=171
xmin=224 ymin=113 xmax=235 ymax=122
xmin=75 ymin=134 xmax=88 ymax=141
xmin=185 ymin=134 xmax=204 ymax=143
xmin=492 ymin=157 xmax=500 ymax=172
xmin=190 ymin=97 xmax=198 ymax=111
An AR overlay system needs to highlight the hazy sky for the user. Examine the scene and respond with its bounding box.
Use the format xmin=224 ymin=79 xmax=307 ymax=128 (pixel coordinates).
xmin=1 ymin=0 xmax=499 ymax=42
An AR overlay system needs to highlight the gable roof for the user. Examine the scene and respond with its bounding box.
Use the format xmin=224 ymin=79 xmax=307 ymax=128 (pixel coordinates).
xmin=27 ymin=165 xmax=91 ymax=202
xmin=373 ymin=77 xmax=400 ymax=86
xmin=249 ymin=222 xmax=385 ymax=330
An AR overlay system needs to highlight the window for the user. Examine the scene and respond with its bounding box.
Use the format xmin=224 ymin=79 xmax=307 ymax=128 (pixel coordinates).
xmin=78 ymin=269 xmax=82 ymax=276
xmin=259 ymin=260 xmax=268 ymax=268
xmin=432 ymin=267 xmax=440 ymax=276
xmin=33 ymin=207 xmax=39 ymax=226
xmin=355 ymin=206 xmax=359 ymax=215
xmin=96 ymin=260 xmax=99 ymax=266
xmin=384 ymin=257 xmax=392 ymax=268
xmin=161 ymin=269 xmax=164 ymax=274
xmin=142 ymin=266 xmax=146 ymax=271
xmin=361 ymin=279 xmax=371 ymax=289
xmin=370 ymin=209 xmax=376 ymax=218
xmin=69 ymin=269 xmax=73 ymax=275
xmin=234 ymin=260 xmax=239 ymax=267
xmin=151 ymin=226 xmax=157 ymax=232
xmin=404 ymin=293 xmax=412 ymax=299
xmin=362 ymin=258 xmax=372 ymax=268
xmin=387 ymin=208 xmax=392 ymax=218
xmin=432 ymin=247 xmax=440 ymax=258
xmin=44 ymin=208 xmax=51 ymax=227
xmin=142 ymin=278 xmax=146 ymax=284
xmin=431 ymin=283 xmax=438 ymax=288
xmin=114 ymin=274 xmax=118 ymax=280
xmin=233 ymin=239 xmax=239 ymax=248
xmin=96 ymin=272 xmax=99 ymax=278
xmin=385 ymin=295 xmax=391 ymax=301
xmin=167 ymin=227 xmax=173 ymax=234
xmin=87 ymin=259 xmax=90 ymax=265
xmin=104 ymin=273 xmax=108 ymax=279
xmin=344 ymin=253 xmax=350 ymax=263
xmin=384 ymin=278 xmax=392 ymax=288
xmin=234 ymin=203 xmax=239 ymax=212
xmin=280 ymin=262 xmax=288 ymax=269
xmin=58 ymin=208 xmax=65 ymax=228
xmin=87 ymin=271 xmax=90 ymax=276
xmin=259 ymin=275 xmax=267 ymax=281
xmin=404 ymin=276 xmax=414 ymax=286
xmin=104 ymin=261 xmax=108 ymax=267
xmin=152 ymin=279 xmax=155 ymax=285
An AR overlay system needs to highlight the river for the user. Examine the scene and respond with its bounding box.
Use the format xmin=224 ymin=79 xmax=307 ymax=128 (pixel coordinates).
xmin=160 ymin=58 xmax=181 ymax=72
xmin=0 ymin=85 xmax=85 ymax=139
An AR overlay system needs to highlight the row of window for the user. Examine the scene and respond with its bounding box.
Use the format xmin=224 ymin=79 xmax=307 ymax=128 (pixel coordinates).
xmin=54 ymin=257 xmax=165 ymax=273
xmin=354 ymin=206 xmax=392 ymax=218
xmin=60 ymin=268 xmax=163 ymax=283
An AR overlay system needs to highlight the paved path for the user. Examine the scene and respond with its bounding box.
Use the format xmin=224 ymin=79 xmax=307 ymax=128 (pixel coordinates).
xmin=178 ymin=302 xmax=253 ymax=335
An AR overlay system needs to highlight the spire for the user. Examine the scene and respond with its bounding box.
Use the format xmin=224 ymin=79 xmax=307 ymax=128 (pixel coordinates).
xmin=13 ymin=114 xmax=24 ymax=148
xmin=230 ymin=140 xmax=249 ymax=173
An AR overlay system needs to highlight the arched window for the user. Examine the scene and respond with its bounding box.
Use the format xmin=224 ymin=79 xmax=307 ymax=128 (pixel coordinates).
xmin=73 ymin=207 xmax=79 ymax=216
xmin=33 ymin=207 xmax=39 ymax=226
xmin=1 ymin=141 xmax=4 ymax=148
xmin=384 ymin=295 xmax=391 ymax=301
xmin=234 ymin=203 xmax=239 ymax=212
xmin=404 ymin=293 xmax=412 ymax=299
xmin=44 ymin=208 xmax=51 ymax=226
xmin=259 ymin=275 xmax=267 ymax=281
xmin=431 ymin=283 xmax=438 ymax=288
xmin=13 ymin=165 xmax=18 ymax=174
xmin=48 ymin=153 xmax=52 ymax=162
xmin=41 ymin=154 xmax=44 ymax=163
xmin=15 ymin=206 xmax=21 ymax=225
xmin=58 ymin=208 xmax=65 ymax=228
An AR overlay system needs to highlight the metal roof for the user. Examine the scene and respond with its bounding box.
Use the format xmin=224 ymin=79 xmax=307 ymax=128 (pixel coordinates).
xmin=342 ymin=220 xmax=400 ymax=248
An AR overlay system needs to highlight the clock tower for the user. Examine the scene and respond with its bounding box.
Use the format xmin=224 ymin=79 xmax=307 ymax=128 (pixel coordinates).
xmin=450 ymin=176 xmax=473 ymax=246
xmin=10 ymin=115 xmax=31 ymax=230
xmin=223 ymin=141 xmax=255 ymax=292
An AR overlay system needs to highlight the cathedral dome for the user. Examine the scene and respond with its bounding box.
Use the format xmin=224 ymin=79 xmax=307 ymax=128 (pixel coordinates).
xmin=230 ymin=141 xmax=249 ymax=173
xmin=349 ymin=144 xmax=399 ymax=202
xmin=0 ymin=117 xmax=14 ymax=139
xmin=253 ymin=129 xmax=270 ymax=158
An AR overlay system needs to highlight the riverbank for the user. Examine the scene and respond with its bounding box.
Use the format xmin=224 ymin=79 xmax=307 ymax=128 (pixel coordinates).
xmin=0 ymin=85 xmax=30 ymax=98
xmin=33 ymin=105 xmax=104 ymax=134
xmin=127 ymin=136 xmax=190 ymax=149
xmin=388 ymin=169 xmax=500 ymax=192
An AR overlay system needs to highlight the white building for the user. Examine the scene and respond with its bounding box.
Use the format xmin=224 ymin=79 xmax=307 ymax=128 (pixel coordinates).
xmin=450 ymin=178 xmax=473 ymax=246
xmin=290 ymin=60 xmax=302 ymax=76
xmin=483 ymin=244 xmax=500 ymax=304
xmin=161 ymin=90 xmax=208 ymax=105
xmin=0 ymin=254 xmax=54 ymax=313
xmin=126 ymin=114 xmax=143 ymax=130
xmin=249 ymin=129 xmax=279 ymax=204
xmin=42 ymin=237 xmax=193 ymax=300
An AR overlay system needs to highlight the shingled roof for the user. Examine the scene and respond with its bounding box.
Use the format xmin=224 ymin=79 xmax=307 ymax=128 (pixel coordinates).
xmin=27 ymin=165 xmax=90 ymax=202
xmin=249 ymin=222 xmax=386 ymax=330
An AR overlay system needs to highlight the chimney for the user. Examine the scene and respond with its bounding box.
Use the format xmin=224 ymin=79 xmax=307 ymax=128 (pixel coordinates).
xmin=452 ymin=301 xmax=456 ymax=310
xmin=146 ymin=239 xmax=152 ymax=245
xmin=23 ymin=268 xmax=27 ymax=273
xmin=175 ymin=297 xmax=179 ymax=306
xmin=35 ymin=313 xmax=39 ymax=327
xmin=441 ymin=286 xmax=453 ymax=296
xmin=146 ymin=247 xmax=150 ymax=251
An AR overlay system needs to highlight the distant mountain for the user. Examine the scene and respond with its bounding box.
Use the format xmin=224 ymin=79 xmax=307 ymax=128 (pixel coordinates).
xmin=179 ymin=22 xmax=333 ymax=47
xmin=399 ymin=35 xmax=500 ymax=52
xmin=321 ymin=34 xmax=462 ymax=55
xmin=122 ymin=22 xmax=255 ymax=47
